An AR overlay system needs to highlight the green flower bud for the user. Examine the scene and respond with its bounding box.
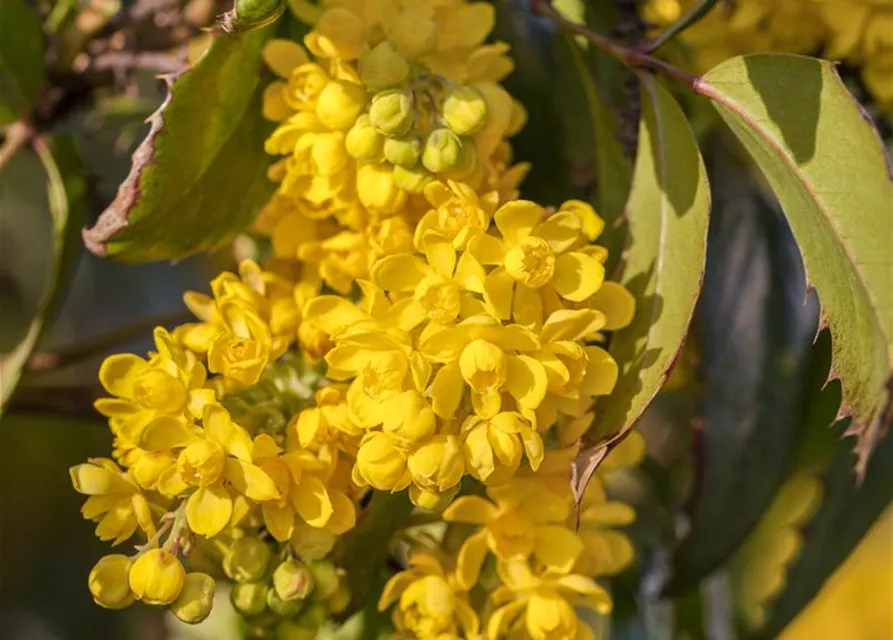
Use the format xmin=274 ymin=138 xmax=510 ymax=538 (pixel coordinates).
xmin=266 ymin=587 xmax=304 ymax=617
xmin=273 ymin=560 xmax=314 ymax=603
xmin=276 ymin=620 xmax=319 ymax=640
xmin=383 ymin=134 xmax=422 ymax=168
xmin=358 ymin=42 xmax=410 ymax=91
xmin=224 ymin=537 xmax=272 ymax=583
xmin=296 ymin=602 xmax=326 ymax=628
xmin=393 ymin=164 xmax=434 ymax=193
xmin=170 ymin=573 xmax=216 ymax=624
xmin=307 ymin=561 xmax=340 ymax=600
xmin=421 ymin=129 xmax=462 ymax=173
xmin=326 ymin=585 xmax=351 ymax=615
xmin=442 ymin=84 xmax=488 ymax=135
xmin=345 ymin=115 xmax=384 ymax=160
xmin=369 ymin=90 xmax=414 ymax=138
xmin=439 ymin=137 xmax=478 ymax=180
xmin=231 ymin=582 xmax=268 ymax=617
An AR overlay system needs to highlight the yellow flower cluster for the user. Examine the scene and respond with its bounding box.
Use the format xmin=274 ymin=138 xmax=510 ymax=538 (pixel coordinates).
xmin=381 ymin=437 xmax=643 ymax=639
xmin=256 ymin=0 xmax=529 ymax=294
xmin=644 ymin=0 xmax=893 ymax=107
xmin=72 ymin=3 xmax=644 ymax=637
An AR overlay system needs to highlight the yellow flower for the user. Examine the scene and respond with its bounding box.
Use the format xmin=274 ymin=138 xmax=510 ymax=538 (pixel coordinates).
xmin=88 ymin=555 xmax=134 ymax=610
xmin=379 ymin=551 xmax=480 ymax=639
xmin=137 ymin=405 xmax=279 ymax=537
xmin=487 ymin=561 xmax=611 ymax=640
xmin=70 ymin=458 xmax=157 ymax=545
xmin=170 ymin=572 xmax=216 ymax=623
xmin=461 ymin=411 xmax=543 ymax=484
xmin=415 ymin=180 xmax=498 ymax=251
xmin=207 ymin=300 xmax=277 ymax=389
xmin=94 ymin=327 xmax=207 ymax=446
xmin=353 ymin=431 xmax=412 ymax=491
xmin=129 ymin=548 xmax=186 ymax=606
xmin=406 ymin=433 xmax=465 ymax=506
xmin=468 ymin=200 xmax=605 ymax=325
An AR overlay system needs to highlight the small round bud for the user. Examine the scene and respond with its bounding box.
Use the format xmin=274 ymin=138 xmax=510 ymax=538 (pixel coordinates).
xmin=296 ymin=602 xmax=326 ymax=628
xmin=307 ymin=561 xmax=340 ymax=600
xmin=277 ymin=620 xmax=319 ymax=640
xmin=345 ymin=115 xmax=384 ymax=160
xmin=170 ymin=573 xmax=216 ymax=624
xmin=224 ymin=537 xmax=272 ymax=583
xmin=439 ymin=138 xmax=478 ymax=180
xmin=383 ymin=134 xmax=422 ymax=168
xmin=129 ymin=549 xmax=185 ymax=606
xmin=272 ymin=560 xmax=315 ymax=603
xmin=358 ymin=41 xmax=409 ymax=91
xmin=326 ymin=585 xmax=351 ymax=615
xmin=369 ymin=90 xmax=413 ymax=137
xmin=356 ymin=164 xmax=406 ymax=214
xmin=442 ymin=84 xmax=488 ymax=135
xmin=266 ymin=587 xmax=304 ymax=617
xmin=231 ymin=581 xmax=268 ymax=617
xmin=421 ymin=129 xmax=462 ymax=173
xmin=315 ymin=81 xmax=366 ymax=130
xmin=393 ymin=165 xmax=434 ymax=193
xmin=220 ymin=0 xmax=286 ymax=33
xmin=88 ymin=555 xmax=134 ymax=610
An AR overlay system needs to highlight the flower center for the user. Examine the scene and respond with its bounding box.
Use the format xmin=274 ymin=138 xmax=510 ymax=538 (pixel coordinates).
xmin=177 ymin=440 xmax=225 ymax=487
xmin=504 ymin=236 xmax=555 ymax=288
xmin=415 ymin=276 xmax=461 ymax=324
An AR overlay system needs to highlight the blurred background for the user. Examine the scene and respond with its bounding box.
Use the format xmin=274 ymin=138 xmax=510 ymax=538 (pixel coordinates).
xmin=1 ymin=1 xmax=891 ymax=639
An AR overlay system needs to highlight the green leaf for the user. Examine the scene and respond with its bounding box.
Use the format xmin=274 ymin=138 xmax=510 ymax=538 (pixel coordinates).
xmin=666 ymin=143 xmax=817 ymax=594
xmin=698 ymin=54 xmax=893 ymax=477
xmin=82 ymin=24 xmax=279 ymax=262
xmin=0 ymin=0 xmax=45 ymax=125
xmin=0 ymin=135 xmax=86 ymax=414
xmin=571 ymin=75 xmax=710 ymax=503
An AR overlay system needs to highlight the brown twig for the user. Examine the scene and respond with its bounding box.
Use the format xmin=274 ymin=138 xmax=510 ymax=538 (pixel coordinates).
xmin=530 ymin=0 xmax=701 ymax=90
xmin=0 ymin=122 xmax=36 ymax=173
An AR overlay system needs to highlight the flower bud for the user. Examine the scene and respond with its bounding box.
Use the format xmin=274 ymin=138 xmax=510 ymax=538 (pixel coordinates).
xmin=358 ymin=41 xmax=409 ymax=91
xmin=231 ymin=581 xmax=268 ymax=616
xmin=277 ymin=620 xmax=319 ymax=640
xmin=393 ymin=165 xmax=434 ymax=193
xmin=223 ymin=536 xmax=272 ymax=583
xmin=442 ymin=84 xmax=488 ymax=135
xmin=421 ymin=129 xmax=462 ymax=173
xmin=327 ymin=585 xmax=351 ymax=614
xmin=356 ymin=164 xmax=406 ymax=214
xmin=273 ymin=560 xmax=315 ymax=602
xmin=219 ymin=0 xmax=286 ymax=33
xmin=88 ymin=555 xmax=134 ymax=610
xmin=296 ymin=601 xmax=326 ymax=628
xmin=307 ymin=561 xmax=340 ymax=599
xmin=439 ymin=138 xmax=478 ymax=180
xmin=266 ymin=587 xmax=304 ymax=617
xmin=408 ymin=434 xmax=464 ymax=493
xmin=369 ymin=90 xmax=413 ymax=137
xmin=298 ymin=320 xmax=333 ymax=362
xmin=345 ymin=115 xmax=384 ymax=160
xmin=355 ymin=431 xmax=410 ymax=490
xmin=383 ymin=134 xmax=422 ymax=168
xmin=315 ymin=80 xmax=366 ymax=130
xmin=129 ymin=549 xmax=186 ymax=606
xmin=170 ymin=573 xmax=216 ymax=624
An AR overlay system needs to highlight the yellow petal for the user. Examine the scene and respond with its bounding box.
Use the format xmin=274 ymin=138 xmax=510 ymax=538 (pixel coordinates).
xmin=552 ymin=252 xmax=605 ymax=302
xmin=442 ymin=495 xmax=498 ymax=523
xmin=203 ymin=404 xmax=254 ymax=461
xmin=512 ymin=283 xmax=543 ymax=328
xmin=371 ymin=253 xmax=429 ymax=292
xmin=483 ymin=268 xmax=515 ymax=320
xmin=262 ymin=82 xmax=291 ymax=121
xmin=379 ymin=571 xmax=417 ymax=610
xmin=303 ymin=295 xmax=369 ymax=336
xmin=587 ymin=281 xmax=636 ymax=331
xmin=519 ymin=425 xmax=544 ymax=471
xmin=431 ymin=361 xmax=464 ymax=419
xmin=70 ymin=463 xmax=132 ymax=495
xmin=325 ymin=490 xmax=356 ymax=535
xmin=262 ymin=503 xmax=295 ymax=542
xmin=98 ymin=354 xmax=148 ymax=397
xmin=533 ymin=525 xmax=584 ymax=572
xmin=487 ymin=601 xmax=526 ymax=640
xmin=225 ymin=459 xmax=280 ymax=501
xmin=541 ymin=309 xmax=605 ymax=344
xmin=186 ymin=484 xmax=233 ymax=537
xmin=468 ymin=233 xmax=506 ymax=265
xmin=140 ymin=416 xmax=196 ymax=451
xmin=559 ymin=199 xmax=605 ymax=241
xmin=453 ymin=251 xmax=485 ymax=293
xmin=534 ymin=211 xmax=582 ymax=253
xmin=263 ymin=39 xmax=310 ymax=78
xmin=291 ymin=476 xmax=333 ymax=528
xmin=494 ymin=200 xmax=545 ymax=244
xmin=424 ymin=240 xmax=457 ymax=279
xmin=505 ymin=355 xmax=548 ymax=410
xmin=581 ymin=346 xmax=619 ymax=396
xmin=456 ymin=528 xmax=489 ymax=590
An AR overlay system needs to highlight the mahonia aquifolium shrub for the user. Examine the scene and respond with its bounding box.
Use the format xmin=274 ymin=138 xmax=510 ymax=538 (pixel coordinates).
xmin=644 ymin=0 xmax=893 ymax=108
xmin=70 ymin=2 xmax=646 ymax=638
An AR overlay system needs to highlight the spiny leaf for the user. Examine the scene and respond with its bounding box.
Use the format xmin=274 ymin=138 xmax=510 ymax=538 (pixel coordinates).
xmin=82 ymin=23 xmax=279 ymax=262
xmin=665 ymin=142 xmax=816 ymax=594
xmin=571 ymin=74 xmax=710 ymax=505
xmin=698 ymin=54 xmax=893 ymax=477
xmin=0 ymin=135 xmax=86 ymax=414
xmin=0 ymin=0 xmax=45 ymax=125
